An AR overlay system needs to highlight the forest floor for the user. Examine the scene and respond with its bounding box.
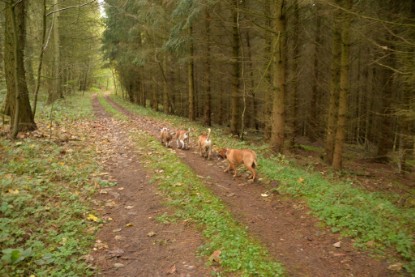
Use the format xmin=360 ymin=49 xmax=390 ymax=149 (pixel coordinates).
xmin=89 ymin=94 xmax=410 ymax=277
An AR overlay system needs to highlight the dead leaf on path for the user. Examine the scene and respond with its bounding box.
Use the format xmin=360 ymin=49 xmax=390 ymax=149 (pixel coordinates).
xmin=105 ymin=200 xmax=117 ymax=207
xmin=113 ymin=263 xmax=125 ymax=268
xmin=125 ymin=205 xmax=134 ymax=209
xmin=81 ymin=254 xmax=94 ymax=262
xmin=108 ymin=248 xmax=124 ymax=258
xmin=333 ymin=241 xmax=342 ymax=248
xmin=94 ymin=240 xmax=108 ymax=250
xmin=209 ymin=250 xmax=221 ymax=264
xmin=114 ymin=235 xmax=124 ymax=241
xmin=87 ymin=214 xmax=99 ymax=222
xmin=388 ymin=263 xmax=403 ymax=272
xmin=125 ymin=223 xmax=133 ymax=227
xmin=147 ymin=231 xmax=156 ymax=237
xmin=112 ymin=228 xmax=122 ymax=233
xmin=166 ymin=264 xmax=177 ymax=275
xmin=261 ymin=192 xmax=269 ymax=197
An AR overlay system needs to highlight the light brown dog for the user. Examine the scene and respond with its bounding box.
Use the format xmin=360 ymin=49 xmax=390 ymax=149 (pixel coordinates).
xmin=160 ymin=127 xmax=174 ymax=148
xmin=197 ymin=128 xmax=212 ymax=159
xmin=175 ymin=128 xmax=190 ymax=150
xmin=218 ymin=148 xmax=258 ymax=180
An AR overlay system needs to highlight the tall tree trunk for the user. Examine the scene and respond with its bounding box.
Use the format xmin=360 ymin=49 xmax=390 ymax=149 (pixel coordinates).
xmin=332 ymin=0 xmax=352 ymax=170
xmin=324 ymin=19 xmax=341 ymax=164
xmin=286 ymin=0 xmax=299 ymax=149
xmin=308 ymin=15 xmax=321 ymax=142
xmin=263 ymin=0 xmax=273 ymax=140
xmin=47 ymin=0 xmax=61 ymax=104
xmin=270 ymin=0 xmax=286 ymax=153
xmin=161 ymin=55 xmax=170 ymax=114
xmin=203 ymin=9 xmax=212 ymax=126
xmin=246 ymin=31 xmax=258 ymax=130
xmin=230 ymin=0 xmax=241 ymax=135
xmin=188 ymin=25 xmax=195 ymax=121
xmin=32 ymin=0 xmax=47 ymax=117
xmin=4 ymin=0 xmax=36 ymax=135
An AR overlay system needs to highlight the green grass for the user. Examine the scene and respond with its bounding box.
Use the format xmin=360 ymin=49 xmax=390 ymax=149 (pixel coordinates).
xmin=110 ymin=94 xmax=415 ymax=274
xmin=132 ymin=131 xmax=284 ymax=276
xmin=0 ymin=92 xmax=103 ymax=276
xmin=98 ymin=95 xmax=285 ymax=276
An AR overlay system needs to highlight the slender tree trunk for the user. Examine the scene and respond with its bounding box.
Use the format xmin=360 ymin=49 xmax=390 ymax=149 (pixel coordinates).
xmin=324 ymin=20 xmax=341 ymax=164
xmin=4 ymin=0 xmax=36 ymax=135
xmin=264 ymin=0 xmax=273 ymax=140
xmin=203 ymin=10 xmax=212 ymax=126
xmin=32 ymin=0 xmax=47 ymax=117
xmin=332 ymin=0 xmax=352 ymax=170
xmin=188 ymin=25 xmax=195 ymax=121
xmin=246 ymin=31 xmax=258 ymax=130
xmin=47 ymin=0 xmax=61 ymax=104
xmin=286 ymin=0 xmax=299 ymax=149
xmin=230 ymin=0 xmax=241 ymax=135
xmin=270 ymin=0 xmax=286 ymax=154
xmin=161 ymin=55 xmax=169 ymax=114
xmin=308 ymin=15 xmax=321 ymax=142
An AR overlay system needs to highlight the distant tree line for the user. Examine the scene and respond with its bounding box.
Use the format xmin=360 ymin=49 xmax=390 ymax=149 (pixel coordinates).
xmin=0 ymin=0 xmax=102 ymax=137
xmin=102 ymin=0 xmax=415 ymax=171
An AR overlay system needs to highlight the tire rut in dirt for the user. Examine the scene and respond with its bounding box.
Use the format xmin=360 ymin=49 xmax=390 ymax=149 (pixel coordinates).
xmin=103 ymin=96 xmax=400 ymax=277
xmin=90 ymin=96 xmax=211 ymax=276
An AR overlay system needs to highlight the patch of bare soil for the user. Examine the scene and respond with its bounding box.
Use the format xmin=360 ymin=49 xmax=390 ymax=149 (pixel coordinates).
xmin=89 ymin=98 xmax=210 ymax=276
xmin=90 ymin=95 xmax=402 ymax=277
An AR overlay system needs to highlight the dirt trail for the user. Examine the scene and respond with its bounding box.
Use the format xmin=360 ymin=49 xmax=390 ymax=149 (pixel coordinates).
xmin=92 ymin=95 xmax=399 ymax=277
xmin=90 ymin=97 xmax=210 ymax=276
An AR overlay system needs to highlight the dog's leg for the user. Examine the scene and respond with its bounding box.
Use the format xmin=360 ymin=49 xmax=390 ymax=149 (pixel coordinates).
xmin=224 ymin=162 xmax=231 ymax=173
xmin=245 ymin=165 xmax=256 ymax=180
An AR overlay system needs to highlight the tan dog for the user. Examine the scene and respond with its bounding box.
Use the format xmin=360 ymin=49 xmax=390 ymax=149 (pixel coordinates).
xmin=197 ymin=128 xmax=212 ymax=159
xmin=175 ymin=128 xmax=190 ymax=149
xmin=160 ymin=127 xmax=174 ymax=148
xmin=218 ymin=148 xmax=258 ymax=180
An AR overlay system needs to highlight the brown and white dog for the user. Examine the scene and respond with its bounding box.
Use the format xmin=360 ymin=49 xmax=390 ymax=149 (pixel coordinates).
xmin=218 ymin=148 xmax=258 ymax=180
xmin=160 ymin=127 xmax=174 ymax=148
xmin=197 ymin=128 xmax=212 ymax=159
xmin=175 ymin=128 xmax=190 ymax=150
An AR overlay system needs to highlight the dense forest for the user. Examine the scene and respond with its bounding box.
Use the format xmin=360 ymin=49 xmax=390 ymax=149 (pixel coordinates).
xmin=0 ymin=0 xmax=103 ymax=135
xmin=1 ymin=0 xmax=414 ymax=172
xmin=101 ymin=0 xmax=415 ymax=171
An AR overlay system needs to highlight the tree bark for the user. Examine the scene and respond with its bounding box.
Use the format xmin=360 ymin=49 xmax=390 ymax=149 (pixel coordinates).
xmin=203 ymin=9 xmax=212 ymax=126
xmin=4 ymin=0 xmax=36 ymax=135
xmin=230 ymin=0 xmax=241 ymax=136
xmin=324 ymin=19 xmax=341 ymax=164
xmin=270 ymin=0 xmax=286 ymax=154
xmin=188 ymin=25 xmax=195 ymax=121
xmin=47 ymin=0 xmax=62 ymax=104
xmin=332 ymin=0 xmax=352 ymax=170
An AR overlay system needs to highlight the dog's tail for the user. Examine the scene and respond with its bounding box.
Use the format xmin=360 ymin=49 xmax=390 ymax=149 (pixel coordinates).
xmin=206 ymin=128 xmax=211 ymax=141
xmin=252 ymin=152 xmax=258 ymax=168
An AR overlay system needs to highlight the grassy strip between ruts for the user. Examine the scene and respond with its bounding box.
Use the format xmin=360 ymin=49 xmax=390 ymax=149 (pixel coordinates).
xmin=97 ymin=95 xmax=285 ymax=276
xmin=109 ymin=94 xmax=415 ymax=273
xmin=0 ymin=92 xmax=103 ymax=276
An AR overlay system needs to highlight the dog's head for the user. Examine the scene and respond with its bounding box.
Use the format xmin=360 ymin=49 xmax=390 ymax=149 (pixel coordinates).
xmin=217 ymin=148 xmax=227 ymax=159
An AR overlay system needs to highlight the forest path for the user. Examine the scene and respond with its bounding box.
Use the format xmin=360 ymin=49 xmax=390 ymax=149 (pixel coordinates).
xmin=91 ymin=94 xmax=397 ymax=277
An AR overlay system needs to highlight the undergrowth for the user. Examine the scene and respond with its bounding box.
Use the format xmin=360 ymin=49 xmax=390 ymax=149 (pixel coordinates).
xmin=110 ymin=94 xmax=415 ymax=273
xmin=0 ymin=92 xmax=102 ymax=276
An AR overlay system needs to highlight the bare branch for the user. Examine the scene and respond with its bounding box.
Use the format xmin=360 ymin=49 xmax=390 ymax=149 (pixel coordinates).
xmin=46 ymin=0 xmax=97 ymax=17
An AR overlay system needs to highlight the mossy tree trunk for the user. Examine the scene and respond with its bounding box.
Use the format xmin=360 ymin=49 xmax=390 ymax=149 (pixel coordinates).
xmin=4 ymin=0 xmax=36 ymax=135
